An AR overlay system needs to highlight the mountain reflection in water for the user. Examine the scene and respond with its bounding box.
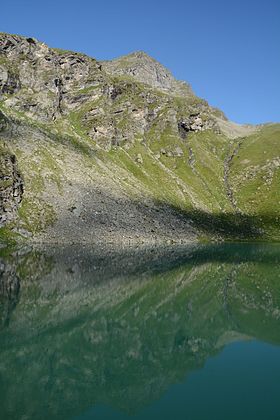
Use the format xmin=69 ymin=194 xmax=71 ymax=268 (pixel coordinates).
xmin=0 ymin=243 xmax=280 ymax=420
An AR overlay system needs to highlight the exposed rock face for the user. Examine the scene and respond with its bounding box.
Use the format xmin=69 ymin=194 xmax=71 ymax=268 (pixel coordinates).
xmin=178 ymin=113 xmax=217 ymax=138
xmin=0 ymin=146 xmax=23 ymax=227
xmin=0 ymin=66 xmax=21 ymax=95
xmin=0 ymin=33 xmax=105 ymax=122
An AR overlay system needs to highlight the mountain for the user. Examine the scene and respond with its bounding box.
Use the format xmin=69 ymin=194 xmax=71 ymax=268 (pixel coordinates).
xmin=0 ymin=33 xmax=279 ymax=244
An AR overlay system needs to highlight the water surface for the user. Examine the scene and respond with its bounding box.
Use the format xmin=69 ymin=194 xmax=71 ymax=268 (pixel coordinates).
xmin=0 ymin=243 xmax=280 ymax=419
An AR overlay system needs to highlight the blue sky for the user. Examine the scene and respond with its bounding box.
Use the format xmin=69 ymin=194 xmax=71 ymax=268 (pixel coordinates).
xmin=1 ymin=0 xmax=279 ymax=124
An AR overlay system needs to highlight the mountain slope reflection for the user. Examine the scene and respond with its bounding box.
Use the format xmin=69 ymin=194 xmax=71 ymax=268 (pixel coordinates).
xmin=0 ymin=243 xmax=280 ymax=419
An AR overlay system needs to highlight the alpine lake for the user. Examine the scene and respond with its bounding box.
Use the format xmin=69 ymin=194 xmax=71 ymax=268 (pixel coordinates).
xmin=0 ymin=243 xmax=280 ymax=420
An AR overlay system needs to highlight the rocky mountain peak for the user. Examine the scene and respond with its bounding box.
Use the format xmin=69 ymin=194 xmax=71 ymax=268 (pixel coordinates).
xmin=101 ymin=50 xmax=194 ymax=96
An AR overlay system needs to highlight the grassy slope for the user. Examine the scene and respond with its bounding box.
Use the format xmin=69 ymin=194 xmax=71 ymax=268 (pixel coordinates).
xmin=229 ymin=124 xmax=280 ymax=239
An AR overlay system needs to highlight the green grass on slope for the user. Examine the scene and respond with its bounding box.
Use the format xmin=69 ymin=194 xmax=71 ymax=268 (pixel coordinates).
xmin=229 ymin=124 xmax=280 ymax=239
xmin=108 ymin=144 xmax=192 ymax=209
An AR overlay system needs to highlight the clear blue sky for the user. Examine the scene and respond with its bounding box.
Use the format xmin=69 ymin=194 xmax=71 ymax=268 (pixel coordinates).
xmin=1 ymin=0 xmax=279 ymax=124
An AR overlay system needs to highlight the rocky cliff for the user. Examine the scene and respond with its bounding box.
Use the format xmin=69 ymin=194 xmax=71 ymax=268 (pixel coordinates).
xmin=0 ymin=33 xmax=279 ymax=244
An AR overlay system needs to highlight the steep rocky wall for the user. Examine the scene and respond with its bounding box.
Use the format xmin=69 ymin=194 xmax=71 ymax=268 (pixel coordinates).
xmin=0 ymin=144 xmax=23 ymax=227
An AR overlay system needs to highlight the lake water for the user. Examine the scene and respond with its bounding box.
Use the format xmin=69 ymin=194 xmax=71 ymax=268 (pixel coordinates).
xmin=0 ymin=243 xmax=280 ymax=419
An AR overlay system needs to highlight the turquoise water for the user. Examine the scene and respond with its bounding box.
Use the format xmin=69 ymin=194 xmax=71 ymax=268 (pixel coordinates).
xmin=84 ymin=341 xmax=280 ymax=420
xmin=0 ymin=243 xmax=280 ymax=419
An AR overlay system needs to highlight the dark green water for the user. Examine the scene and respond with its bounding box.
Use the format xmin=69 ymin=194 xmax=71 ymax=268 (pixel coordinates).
xmin=0 ymin=243 xmax=280 ymax=419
